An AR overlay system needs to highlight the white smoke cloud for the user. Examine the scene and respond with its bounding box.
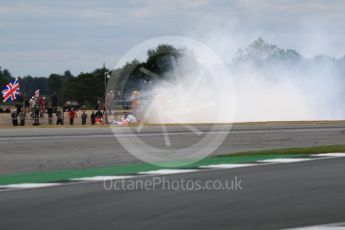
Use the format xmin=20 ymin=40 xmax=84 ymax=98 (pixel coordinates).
xmin=139 ymin=36 xmax=345 ymax=123
xmin=140 ymin=46 xmax=237 ymax=124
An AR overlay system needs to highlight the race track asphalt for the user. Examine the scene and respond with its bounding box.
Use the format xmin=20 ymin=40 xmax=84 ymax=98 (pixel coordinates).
xmin=0 ymin=157 xmax=345 ymax=230
xmin=0 ymin=123 xmax=345 ymax=174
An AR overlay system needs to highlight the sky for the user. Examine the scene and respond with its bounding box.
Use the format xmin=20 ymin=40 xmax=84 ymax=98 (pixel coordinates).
xmin=1 ymin=0 xmax=345 ymax=77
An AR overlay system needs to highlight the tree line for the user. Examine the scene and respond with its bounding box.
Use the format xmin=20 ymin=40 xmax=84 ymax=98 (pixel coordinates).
xmin=0 ymin=44 xmax=183 ymax=108
xmin=0 ymin=66 xmax=113 ymax=108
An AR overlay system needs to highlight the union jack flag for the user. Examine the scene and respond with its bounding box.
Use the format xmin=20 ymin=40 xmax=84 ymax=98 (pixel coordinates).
xmin=1 ymin=79 xmax=20 ymax=102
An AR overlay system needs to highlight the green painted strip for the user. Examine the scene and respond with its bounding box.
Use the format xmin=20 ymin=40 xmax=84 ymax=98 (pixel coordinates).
xmin=0 ymin=153 xmax=306 ymax=185
xmin=217 ymin=145 xmax=345 ymax=157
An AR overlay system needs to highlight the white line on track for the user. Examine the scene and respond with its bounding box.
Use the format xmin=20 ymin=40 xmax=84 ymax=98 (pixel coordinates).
xmin=199 ymin=163 xmax=258 ymax=169
xmin=258 ymin=158 xmax=314 ymax=163
xmin=137 ymin=169 xmax=199 ymax=175
xmin=283 ymin=222 xmax=345 ymax=229
xmin=312 ymin=153 xmax=345 ymax=157
xmin=70 ymin=176 xmax=133 ymax=181
xmin=0 ymin=183 xmax=61 ymax=189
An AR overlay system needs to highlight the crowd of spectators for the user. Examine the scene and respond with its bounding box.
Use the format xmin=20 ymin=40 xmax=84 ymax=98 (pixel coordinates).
xmin=1 ymin=89 xmax=143 ymax=127
xmin=6 ymin=92 xmax=106 ymax=127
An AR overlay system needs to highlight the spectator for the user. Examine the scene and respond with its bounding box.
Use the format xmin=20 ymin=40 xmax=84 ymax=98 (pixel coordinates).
xmin=29 ymin=96 xmax=36 ymax=113
xmin=51 ymin=92 xmax=58 ymax=112
xmin=81 ymin=111 xmax=88 ymax=125
xmin=91 ymin=111 xmax=96 ymax=125
xmin=19 ymin=110 xmax=26 ymax=126
xmin=39 ymin=96 xmax=46 ymax=113
xmin=24 ymin=94 xmax=30 ymax=113
xmin=68 ymin=108 xmax=77 ymax=125
xmin=95 ymin=109 xmax=103 ymax=119
xmin=15 ymin=101 xmax=22 ymax=114
xmin=11 ymin=111 xmax=18 ymax=126
xmin=47 ymin=106 xmax=53 ymax=125
xmin=33 ymin=104 xmax=40 ymax=125
xmin=56 ymin=109 xmax=64 ymax=125
xmin=17 ymin=92 xmax=24 ymax=105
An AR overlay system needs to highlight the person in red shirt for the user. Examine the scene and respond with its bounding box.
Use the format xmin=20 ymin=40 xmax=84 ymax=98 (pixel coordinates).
xmin=68 ymin=108 xmax=77 ymax=125
xmin=39 ymin=96 xmax=46 ymax=113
